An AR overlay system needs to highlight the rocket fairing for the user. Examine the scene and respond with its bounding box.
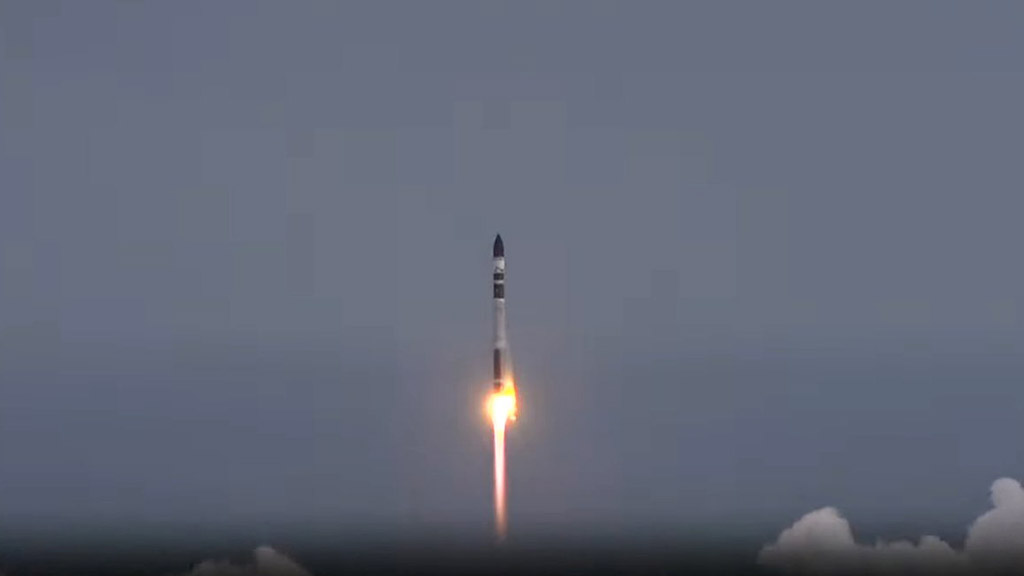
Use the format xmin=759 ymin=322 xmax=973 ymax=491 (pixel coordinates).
xmin=492 ymin=234 xmax=509 ymax=392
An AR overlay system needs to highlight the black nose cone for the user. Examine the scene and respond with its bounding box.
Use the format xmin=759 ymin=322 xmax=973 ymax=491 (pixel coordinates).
xmin=493 ymin=234 xmax=504 ymax=258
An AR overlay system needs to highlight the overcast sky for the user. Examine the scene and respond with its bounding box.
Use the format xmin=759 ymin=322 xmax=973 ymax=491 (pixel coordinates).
xmin=1 ymin=0 xmax=1023 ymax=546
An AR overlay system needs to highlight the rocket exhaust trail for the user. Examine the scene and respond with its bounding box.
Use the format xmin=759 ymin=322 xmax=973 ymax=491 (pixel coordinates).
xmin=493 ymin=412 xmax=507 ymax=542
xmin=488 ymin=234 xmax=516 ymax=543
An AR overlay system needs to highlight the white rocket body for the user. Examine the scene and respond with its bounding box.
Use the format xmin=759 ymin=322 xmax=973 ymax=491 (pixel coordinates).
xmin=492 ymin=235 xmax=510 ymax=391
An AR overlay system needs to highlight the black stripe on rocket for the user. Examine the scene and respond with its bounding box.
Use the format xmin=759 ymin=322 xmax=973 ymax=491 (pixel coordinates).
xmin=493 ymin=349 xmax=503 ymax=388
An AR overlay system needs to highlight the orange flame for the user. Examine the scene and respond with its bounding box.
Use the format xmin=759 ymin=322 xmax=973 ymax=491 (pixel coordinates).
xmin=488 ymin=380 xmax=518 ymax=426
xmin=487 ymin=380 xmax=517 ymax=542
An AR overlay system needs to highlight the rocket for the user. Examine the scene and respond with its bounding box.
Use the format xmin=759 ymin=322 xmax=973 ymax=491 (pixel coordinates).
xmin=492 ymin=234 xmax=510 ymax=391
xmin=489 ymin=234 xmax=515 ymax=541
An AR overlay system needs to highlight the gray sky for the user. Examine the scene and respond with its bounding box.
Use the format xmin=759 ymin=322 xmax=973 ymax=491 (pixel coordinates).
xmin=1 ymin=0 xmax=1023 ymax=545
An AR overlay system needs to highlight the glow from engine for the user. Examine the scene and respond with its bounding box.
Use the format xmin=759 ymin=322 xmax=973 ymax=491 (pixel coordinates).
xmin=487 ymin=380 xmax=517 ymax=542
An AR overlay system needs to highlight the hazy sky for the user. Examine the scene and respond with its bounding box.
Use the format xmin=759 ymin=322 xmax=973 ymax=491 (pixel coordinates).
xmin=1 ymin=1 xmax=1023 ymax=545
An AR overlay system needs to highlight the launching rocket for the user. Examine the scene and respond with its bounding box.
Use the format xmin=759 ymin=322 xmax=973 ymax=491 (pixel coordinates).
xmin=492 ymin=234 xmax=510 ymax=392
xmin=489 ymin=234 xmax=516 ymax=542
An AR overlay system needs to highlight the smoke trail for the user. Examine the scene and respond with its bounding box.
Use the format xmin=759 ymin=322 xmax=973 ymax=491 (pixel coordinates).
xmin=759 ymin=477 xmax=1024 ymax=574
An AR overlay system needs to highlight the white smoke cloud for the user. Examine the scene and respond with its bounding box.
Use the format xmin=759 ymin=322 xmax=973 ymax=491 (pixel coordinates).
xmin=175 ymin=546 xmax=312 ymax=576
xmin=964 ymin=478 xmax=1024 ymax=574
xmin=759 ymin=477 xmax=1024 ymax=575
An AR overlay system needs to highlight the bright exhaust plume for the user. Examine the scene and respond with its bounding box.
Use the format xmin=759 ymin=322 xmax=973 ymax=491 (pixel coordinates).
xmin=488 ymin=380 xmax=517 ymax=542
